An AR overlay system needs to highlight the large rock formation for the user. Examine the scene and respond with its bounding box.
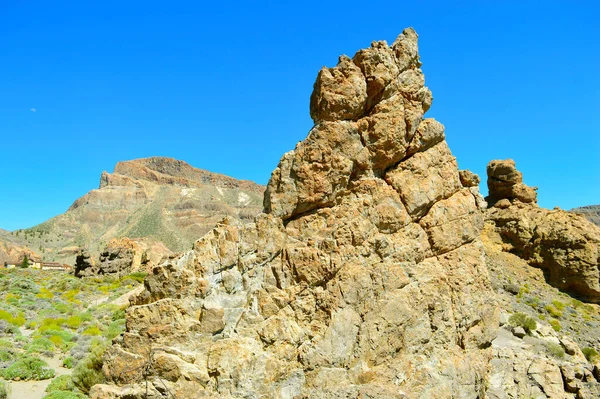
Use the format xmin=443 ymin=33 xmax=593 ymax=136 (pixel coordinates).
xmin=3 ymin=157 xmax=264 ymax=265
xmin=74 ymin=238 xmax=170 ymax=277
xmin=486 ymin=160 xmax=600 ymax=302
xmin=91 ymin=28 xmax=499 ymax=399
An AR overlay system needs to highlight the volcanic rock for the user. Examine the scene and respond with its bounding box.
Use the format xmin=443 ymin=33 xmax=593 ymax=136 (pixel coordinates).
xmin=487 ymin=159 xmax=537 ymax=205
xmin=92 ymin=28 xmax=499 ymax=399
xmin=485 ymin=160 xmax=600 ymax=302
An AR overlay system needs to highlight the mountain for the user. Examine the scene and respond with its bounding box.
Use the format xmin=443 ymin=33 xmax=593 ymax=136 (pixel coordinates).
xmin=4 ymin=157 xmax=264 ymax=264
xmin=571 ymin=205 xmax=600 ymax=227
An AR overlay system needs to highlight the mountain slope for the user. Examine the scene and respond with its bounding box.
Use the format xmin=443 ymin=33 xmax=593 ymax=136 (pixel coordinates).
xmin=9 ymin=157 xmax=264 ymax=264
xmin=571 ymin=205 xmax=600 ymax=227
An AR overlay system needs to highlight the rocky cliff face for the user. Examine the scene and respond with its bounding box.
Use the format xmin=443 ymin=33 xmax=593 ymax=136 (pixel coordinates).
xmin=485 ymin=159 xmax=600 ymax=303
xmin=7 ymin=157 xmax=264 ymax=265
xmin=91 ymin=28 xmax=499 ymax=399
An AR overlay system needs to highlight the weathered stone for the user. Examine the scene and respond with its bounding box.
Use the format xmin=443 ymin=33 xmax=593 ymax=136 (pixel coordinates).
xmin=459 ymin=169 xmax=480 ymax=188
xmin=486 ymin=159 xmax=537 ymax=205
xmin=93 ymin=28 xmax=497 ymax=399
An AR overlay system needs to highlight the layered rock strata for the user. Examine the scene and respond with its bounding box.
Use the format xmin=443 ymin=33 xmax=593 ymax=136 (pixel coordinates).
xmin=486 ymin=160 xmax=600 ymax=302
xmin=91 ymin=28 xmax=498 ymax=398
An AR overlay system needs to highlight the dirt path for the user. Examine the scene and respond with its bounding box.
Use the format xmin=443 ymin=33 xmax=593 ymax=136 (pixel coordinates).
xmin=7 ymin=356 xmax=70 ymax=399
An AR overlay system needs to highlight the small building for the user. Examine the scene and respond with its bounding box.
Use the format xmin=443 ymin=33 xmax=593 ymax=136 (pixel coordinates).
xmin=41 ymin=262 xmax=71 ymax=272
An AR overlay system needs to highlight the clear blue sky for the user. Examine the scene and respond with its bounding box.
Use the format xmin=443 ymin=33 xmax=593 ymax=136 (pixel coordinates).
xmin=1 ymin=1 xmax=598 ymax=231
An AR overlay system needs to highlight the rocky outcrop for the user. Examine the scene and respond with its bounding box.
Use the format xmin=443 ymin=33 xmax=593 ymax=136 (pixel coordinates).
xmin=92 ymin=28 xmax=499 ymax=399
xmin=74 ymin=238 xmax=171 ymax=277
xmin=486 ymin=159 xmax=537 ymax=206
xmin=486 ymin=160 xmax=600 ymax=302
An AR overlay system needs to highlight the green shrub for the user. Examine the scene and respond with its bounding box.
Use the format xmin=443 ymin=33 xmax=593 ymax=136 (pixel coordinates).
xmin=46 ymin=375 xmax=76 ymax=393
xmin=104 ymin=319 xmax=126 ymax=341
xmin=1 ymin=355 xmax=56 ymax=380
xmin=62 ymin=356 xmax=74 ymax=369
xmin=125 ymin=272 xmax=147 ymax=283
xmin=0 ymin=380 xmax=8 ymax=399
xmin=582 ymin=347 xmax=599 ymax=362
xmin=546 ymin=342 xmax=565 ymax=359
xmin=0 ymin=349 xmax=14 ymax=363
xmin=25 ymin=337 xmax=55 ymax=353
xmin=508 ymin=312 xmax=537 ymax=334
xmin=42 ymin=391 xmax=85 ymax=399
xmin=72 ymin=342 xmax=106 ymax=394
xmin=82 ymin=325 xmax=101 ymax=336
xmin=549 ymin=319 xmax=561 ymax=332
xmin=65 ymin=315 xmax=82 ymax=329
xmin=545 ymin=304 xmax=563 ymax=318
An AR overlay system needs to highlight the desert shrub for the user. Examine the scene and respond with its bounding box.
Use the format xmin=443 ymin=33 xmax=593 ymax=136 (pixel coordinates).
xmin=0 ymin=349 xmax=14 ymax=363
xmin=551 ymin=300 xmax=566 ymax=311
xmin=65 ymin=315 xmax=82 ymax=329
xmin=42 ymin=391 xmax=85 ymax=399
xmin=82 ymin=325 xmax=101 ymax=336
xmin=36 ymin=288 xmax=54 ymax=299
xmin=71 ymin=341 xmax=107 ymax=394
xmin=46 ymin=375 xmax=77 ymax=393
xmin=0 ymin=380 xmax=8 ymax=399
xmin=125 ymin=272 xmax=147 ymax=283
xmin=79 ymin=312 xmax=93 ymax=322
xmin=1 ymin=355 xmax=56 ymax=380
xmin=62 ymin=356 xmax=74 ymax=369
xmin=25 ymin=337 xmax=55 ymax=353
xmin=545 ymin=304 xmax=563 ymax=318
xmin=508 ymin=312 xmax=537 ymax=334
xmin=582 ymin=347 xmax=599 ymax=362
xmin=549 ymin=319 xmax=561 ymax=332
xmin=546 ymin=342 xmax=565 ymax=359
xmin=0 ymin=309 xmax=25 ymax=326
xmin=0 ymin=339 xmax=12 ymax=348
xmin=104 ymin=319 xmax=126 ymax=341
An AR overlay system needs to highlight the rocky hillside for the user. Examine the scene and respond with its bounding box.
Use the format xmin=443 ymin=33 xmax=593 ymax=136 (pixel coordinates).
xmin=2 ymin=157 xmax=264 ymax=265
xmin=571 ymin=205 xmax=600 ymax=227
xmin=90 ymin=29 xmax=600 ymax=399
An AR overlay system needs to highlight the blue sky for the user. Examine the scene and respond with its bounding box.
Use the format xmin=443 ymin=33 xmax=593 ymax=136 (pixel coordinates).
xmin=0 ymin=1 xmax=598 ymax=231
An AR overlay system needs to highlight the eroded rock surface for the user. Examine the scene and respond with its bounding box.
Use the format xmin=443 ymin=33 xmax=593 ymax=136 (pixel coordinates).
xmin=91 ymin=28 xmax=499 ymax=399
xmin=485 ymin=160 xmax=600 ymax=302
xmin=487 ymin=159 xmax=537 ymax=205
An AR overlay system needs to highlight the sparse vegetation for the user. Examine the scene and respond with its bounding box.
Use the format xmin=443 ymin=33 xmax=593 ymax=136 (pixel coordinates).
xmin=582 ymin=347 xmax=599 ymax=362
xmin=509 ymin=312 xmax=537 ymax=334
xmin=549 ymin=318 xmax=561 ymax=332
xmin=0 ymin=268 xmax=136 ymax=390
xmin=546 ymin=342 xmax=565 ymax=359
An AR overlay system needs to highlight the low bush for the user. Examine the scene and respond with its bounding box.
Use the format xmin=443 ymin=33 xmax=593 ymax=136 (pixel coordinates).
xmin=508 ymin=312 xmax=537 ymax=334
xmin=0 ymin=380 xmax=8 ymax=399
xmin=62 ymin=356 xmax=74 ymax=369
xmin=46 ymin=375 xmax=76 ymax=393
xmin=1 ymin=355 xmax=56 ymax=380
xmin=71 ymin=342 xmax=106 ymax=394
xmin=549 ymin=319 xmax=561 ymax=332
xmin=545 ymin=304 xmax=563 ymax=318
xmin=25 ymin=337 xmax=55 ymax=354
xmin=546 ymin=342 xmax=565 ymax=359
xmin=42 ymin=391 xmax=85 ymax=399
xmin=582 ymin=347 xmax=599 ymax=362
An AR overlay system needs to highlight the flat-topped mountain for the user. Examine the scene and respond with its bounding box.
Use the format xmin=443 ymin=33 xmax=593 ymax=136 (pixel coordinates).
xmin=4 ymin=157 xmax=264 ymax=264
